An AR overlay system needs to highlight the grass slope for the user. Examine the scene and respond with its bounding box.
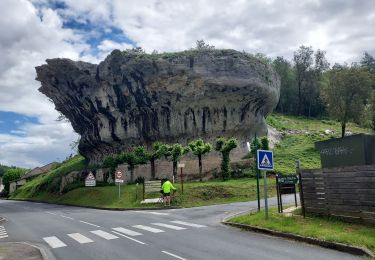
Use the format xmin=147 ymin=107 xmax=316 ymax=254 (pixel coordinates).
xmin=230 ymin=208 xmax=375 ymax=254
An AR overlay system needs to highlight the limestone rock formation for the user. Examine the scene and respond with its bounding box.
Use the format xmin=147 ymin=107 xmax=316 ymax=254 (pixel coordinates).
xmin=36 ymin=49 xmax=280 ymax=163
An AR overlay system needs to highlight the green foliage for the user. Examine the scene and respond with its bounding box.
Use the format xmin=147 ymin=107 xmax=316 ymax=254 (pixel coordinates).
xmin=189 ymin=139 xmax=213 ymax=181
xmin=215 ymin=137 xmax=239 ymax=181
xmin=160 ymin=143 xmax=190 ymax=177
xmin=320 ymin=65 xmax=374 ymax=137
xmin=260 ymin=137 xmax=269 ymax=150
xmin=2 ymin=167 xmax=28 ymax=194
xmin=195 ymin=40 xmax=215 ymax=50
xmin=11 ymin=155 xmax=87 ymax=197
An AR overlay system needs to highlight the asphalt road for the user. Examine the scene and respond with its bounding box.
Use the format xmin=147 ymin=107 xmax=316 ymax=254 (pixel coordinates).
xmin=0 ymin=195 xmax=361 ymax=260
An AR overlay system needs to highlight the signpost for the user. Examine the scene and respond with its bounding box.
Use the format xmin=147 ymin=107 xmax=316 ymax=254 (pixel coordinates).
xmin=115 ymin=170 xmax=125 ymax=200
xmin=276 ymin=174 xmax=298 ymax=213
xmin=257 ymin=150 xmax=274 ymax=220
xmin=178 ymin=163 xmax=185 ymax=193
xmin=85 ymin=172 xmax=96 ymax=187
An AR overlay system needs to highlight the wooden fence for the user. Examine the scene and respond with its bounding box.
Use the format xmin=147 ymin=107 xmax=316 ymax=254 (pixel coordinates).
xmin=299 ymin=165 xmax=375 ymax=224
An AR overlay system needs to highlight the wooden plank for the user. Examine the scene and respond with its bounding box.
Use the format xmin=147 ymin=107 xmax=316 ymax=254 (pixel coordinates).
xmin=324 ymin=171 xmax=375 ymax=177
xmin=324 ymin=182 xmax=375 ymax=189
xmin=323 ymin=176 xmax=375 ymax=182
xmin=324 ymin=188 xmax=375 ymax=195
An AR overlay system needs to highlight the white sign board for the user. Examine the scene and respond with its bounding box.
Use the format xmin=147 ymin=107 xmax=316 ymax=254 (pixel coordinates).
xmin=178 ymin=163 xmax=185 ymax=168
xmin=85 ymin=172 xmax=96 ymax=187
xmin=115 ymin=170 xmax=124 ymax=183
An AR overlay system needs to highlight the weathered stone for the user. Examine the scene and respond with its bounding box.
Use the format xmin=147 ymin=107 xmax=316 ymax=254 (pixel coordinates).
xmin=36 ymin=49 xmax=280 ymax=163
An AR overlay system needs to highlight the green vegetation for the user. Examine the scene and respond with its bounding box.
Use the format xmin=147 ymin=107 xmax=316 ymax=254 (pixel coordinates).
xmin=12 ymin=178 xmax=276 ymax=208
xmin=215 ymin=137 xmax=239 ymax=181
xmin=11 ymin=155 xmax=87 ymax=198
xmin=1 ymin=167 xmax=28 ymax=195
xmin=266 ymin=113 xmax=374 ymax=174
xmin=229 ymin=208 xmax=375 ymax=255
xmin=189 ymin=139 xmax=212 ymax=181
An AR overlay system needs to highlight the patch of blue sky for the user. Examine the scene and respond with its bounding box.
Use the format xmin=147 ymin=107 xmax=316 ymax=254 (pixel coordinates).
xmin=0 ymin=111 xmax=39 ymax=136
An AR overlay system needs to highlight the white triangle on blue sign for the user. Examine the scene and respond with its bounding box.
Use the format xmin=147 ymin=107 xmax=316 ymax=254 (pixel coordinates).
xmin=260 ymin=154 xmax=272 ymax=167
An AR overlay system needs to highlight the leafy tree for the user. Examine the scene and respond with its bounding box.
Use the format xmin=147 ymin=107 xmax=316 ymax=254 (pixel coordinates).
xmin=2 ymin=168 xmax=27 ymax=194
xmin=215 ymin=137 xmax=238 ymax=181
xmin=195 ymin=40 xmax=215 ymax=50
xmin=260 ymin=137 xmax=270 ymax=150
xmin=160 ymin=144 xmax=190 ymax=179
xmin=360 ymin=52 xmax=375 ymax=130
xmin=321 ymin=65 xmax=373 ymax=137
xmin=144 ymin=142 xmax=164 ymax=180
xmin=273 ymin=57 xmax=298 ymax=114
xmin=188 ymin=139 xmax=212 ymax=181
xmin=120 ymin=147 xmax=149 ymax=182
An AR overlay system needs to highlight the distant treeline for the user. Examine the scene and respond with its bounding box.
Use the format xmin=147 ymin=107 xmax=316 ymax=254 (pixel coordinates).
xmin=267 ymin=46 xmax=375 ymax=135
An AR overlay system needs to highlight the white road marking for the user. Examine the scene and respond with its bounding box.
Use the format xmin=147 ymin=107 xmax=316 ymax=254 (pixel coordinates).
xmin=152 ymin=223 xmax=186 ymax=230
xmin=0 ymin=226 xmax=8 ymax=239
xmin=90 ymin=230 xmax=119 ymax=240
xmin=79 ymin=220 xmax=101 ymax=228
xmin=67 ymin=233 xmax=94 ymax=244
xmin=170 ymin=221 xmax=207 ymax=228
xmin=46 ymin=212 xmax=57 ymax=216
xmin=0 ymin=235 xmax=8 ymax=239
xmin=112 ymin=227 xmax=142 ymax=236
xmin=162 ymin=251 xmax=187 ymax=260
xmin=112 ymin=231 xmax=146 ymax=245
xmin=133 ymin=225 xmax=165 ymax=233
xmin=43 ymin=236 xmax=67 ymax=248
xmin=60 ymin=215 xmax=74 ymax=220
xmin=135 ymin=211 xmax=170 ymax=216
xmin=0 ymin=231 xmax=7 ymax=235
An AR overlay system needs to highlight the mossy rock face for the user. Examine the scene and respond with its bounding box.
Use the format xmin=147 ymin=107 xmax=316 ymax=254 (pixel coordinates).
xmin=36 ymin=49 xmax=280 ymax=163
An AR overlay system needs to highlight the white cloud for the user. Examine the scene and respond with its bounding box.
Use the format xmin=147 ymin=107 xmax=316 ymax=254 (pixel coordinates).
xmin=1 ymin=0 xmax=375 ymax=168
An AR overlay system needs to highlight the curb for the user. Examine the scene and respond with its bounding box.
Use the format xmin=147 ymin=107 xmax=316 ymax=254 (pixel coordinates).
xmin=222 ymin=220 xmax=374 ymax=258
xmin=8 ymin=198 xmax=181 ymax=211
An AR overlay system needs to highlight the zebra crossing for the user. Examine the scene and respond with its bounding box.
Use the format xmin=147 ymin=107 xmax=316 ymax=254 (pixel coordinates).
xmin=0 ymin=225 xmax=8 ymax=239
xmin=42 ymin=220 xmax=206 ymax=249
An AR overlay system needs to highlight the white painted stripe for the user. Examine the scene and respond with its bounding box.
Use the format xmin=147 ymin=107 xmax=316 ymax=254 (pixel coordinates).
xmin=46 ymin=212 xmax=57 ymax=216
xmin=134 ymin=211 xmax=169 ymax=216
xmin=170 ymin=221 xmax=206 ymax=228
xmin=152 ymin=223 xmax=186 ymax=230
xmin=67 ymin=233 xmax=94 ymax=244
xmin=112 ymin=231 xmax=146 ymax=245
xmin=43 ymin=236 xmax=67 ymax=248
xmin=79 ymin=220 xmax=101 ymax=228
xmin=133 ymin=225 xmax=165 ymax=233
xmin=0 ymin=235 xmax=8 ymax=239
xmin=162 ymin=251 xmax=187 ymax=260
xmin=112 ymin=227 xmax=142 ymax=236
xmin=0 ymin=232 xmax=7 ymax=235
xmin=90 ymin=230 xmax=118 ymax=240
xmin=60 ymin=215 xmax=74 ymax=220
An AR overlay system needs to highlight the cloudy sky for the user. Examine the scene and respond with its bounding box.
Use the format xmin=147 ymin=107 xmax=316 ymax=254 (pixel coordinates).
xmin=0 ymin=0 xmax=374 ymax=168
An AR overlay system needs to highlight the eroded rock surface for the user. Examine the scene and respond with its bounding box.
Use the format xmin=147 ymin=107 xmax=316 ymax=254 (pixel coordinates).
xmin=36 ymin=49 xmax=280 ymax=162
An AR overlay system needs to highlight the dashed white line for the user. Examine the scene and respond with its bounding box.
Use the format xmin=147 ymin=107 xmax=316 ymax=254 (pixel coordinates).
xmin=79 ymin=220 xmax=101 ymax=228
xmin=162 ymin=251 xmax=187 ymax=260
xmin=67 ymin=233 xmax=94 ymax=244
xmin=135 ymin=211 xmax=170 ymax=216
xmin=59 ymin=215 xmax=74 ymax=220
xmin=170 ymin=221 xmax=206 ymax=228
xmin=43 ymin=236 xmax=67 ymax=248
xmin=90 ymin=230 xmax=118 ymax=240
xmin=152 ymin=223 xmax=186 ymax=230
xmin=46 ymin=211 xmax=57 ymax=216
xmin=112 ymin=227 xmax=142 ymax=236
xmin=0 ymin=235 xmax=8 ymax=239
xmin=133 ymin=225 xmax=165 ymax=233
xmin=112 ymin=231 xmax=146 ymax=245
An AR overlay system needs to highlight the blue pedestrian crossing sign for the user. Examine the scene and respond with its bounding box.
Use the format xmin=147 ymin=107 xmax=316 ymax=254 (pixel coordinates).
xmin=257 ymin=150 xmax=274 ymax=170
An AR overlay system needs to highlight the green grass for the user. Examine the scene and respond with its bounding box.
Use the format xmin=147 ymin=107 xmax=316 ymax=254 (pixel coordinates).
xmin=267 ymin=113 xmax=374 ymax=174
xmin=229 ymin=208 xmax=375 ymax=254
xmin=13 ymin=178 xmax=278 ymax=208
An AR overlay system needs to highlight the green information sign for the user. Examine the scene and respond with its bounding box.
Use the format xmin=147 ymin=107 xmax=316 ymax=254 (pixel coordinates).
xmin=277 ymin=176 xmax=298 ymax=184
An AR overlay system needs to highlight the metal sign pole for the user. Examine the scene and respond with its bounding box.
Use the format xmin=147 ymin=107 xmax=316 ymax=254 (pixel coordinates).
xmin=263 ymin=170 xmax=269 ymax=220
xmin=118 ymin=183 xmax=120 ymax=200
xmin=255 ymin=133 xmax=260 ymax=212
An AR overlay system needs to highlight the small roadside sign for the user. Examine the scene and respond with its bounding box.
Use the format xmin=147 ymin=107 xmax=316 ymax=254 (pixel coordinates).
xmin=85 ymin=172 xmax=96 ymax=187
xmin=178 ymin=163 xmax=185 ymax=168
xmin=115 ymin=170 xmax=124 ymax=184
xmin=257 ymin=150 xmax=274 ymax=170
xmin=278 ymin=175 xmax=298 ymax=184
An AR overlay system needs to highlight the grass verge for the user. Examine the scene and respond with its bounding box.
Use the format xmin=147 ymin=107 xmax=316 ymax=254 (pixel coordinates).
xmin=229 ymin=207 xmax=375 ymax=255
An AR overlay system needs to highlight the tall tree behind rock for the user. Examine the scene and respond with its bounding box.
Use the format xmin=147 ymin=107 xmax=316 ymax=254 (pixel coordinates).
xmin=360 ymin=52 xmax=375 ymax=131
xmin=320 ymin=64 xmax=373 ymax=137
xmin=273 ymin=57 xmax=298 ymax=114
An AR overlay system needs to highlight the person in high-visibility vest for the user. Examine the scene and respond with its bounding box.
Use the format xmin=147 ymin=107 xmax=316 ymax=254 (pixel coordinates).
xmin=161 ymin=178 xmax=176 ymax=206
